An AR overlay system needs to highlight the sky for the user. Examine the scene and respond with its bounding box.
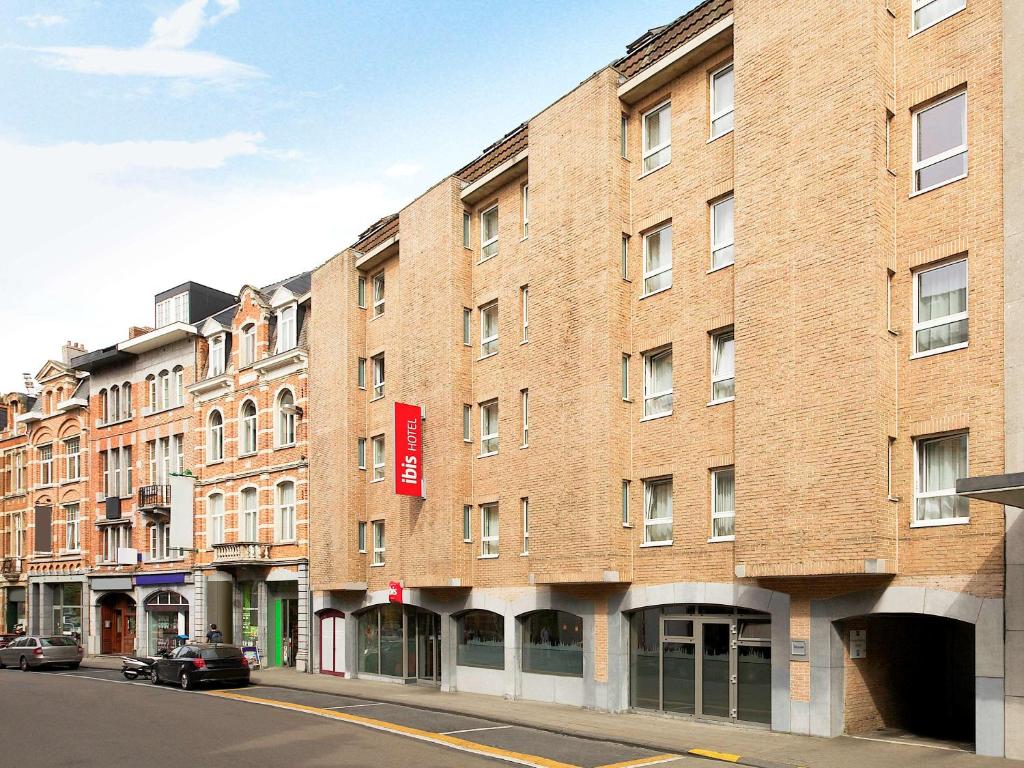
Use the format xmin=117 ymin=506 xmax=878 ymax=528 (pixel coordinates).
xmin=0 ymin=0 xmax=695 ymax=394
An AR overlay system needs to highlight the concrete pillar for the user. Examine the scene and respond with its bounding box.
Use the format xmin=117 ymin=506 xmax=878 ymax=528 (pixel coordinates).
xmin=296 ymin=563 xmax=310 ymax=672
xmin=192 ymin=571 xmax=205 ymax=641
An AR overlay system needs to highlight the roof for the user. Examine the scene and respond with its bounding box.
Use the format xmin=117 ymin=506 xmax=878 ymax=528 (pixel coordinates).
xmin=454 ymin=123 xmax=529 ymax=184
xmin=259 ymin=271 xmax=312 ymax=299
xmin=612 ymin=0 xmax=732 ymax=80
xmin=351 ymin=214 xmax=399 ymax=253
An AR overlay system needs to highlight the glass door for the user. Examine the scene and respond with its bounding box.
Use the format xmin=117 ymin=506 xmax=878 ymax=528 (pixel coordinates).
xmin=661 ymin=617 xmax=695 ymax=714
xmin=699 ymin=620 xmax=733 ymax=719
xmin=416 ymin=611 xmax=440 ymax=684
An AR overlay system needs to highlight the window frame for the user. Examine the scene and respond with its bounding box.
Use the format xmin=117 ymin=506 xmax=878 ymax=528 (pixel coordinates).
xmin=372 ymin=272 xmax=385 ymax=318
xmin=641 ymin=223 xmax=673 ymax=297
xmin=642 ymin=476 xmax=673 ymax=546
xmin=240 ymin=400 xmax=258 ymax=456
xmin=480 ymin=301 xmax=498 ymax=358
xmin=520 ymin=285 xmax=529 ymax=343
xmin=642 ymin=347 xmax=673 ymax=419
xmin=710 ymin=329 xmax=736 ymax=404
xmin=39 ymin=443 xmax=53 ymax=486
xmin=463 ymin=308 xmax=472 ymax=346
xmin=641 ymin=100 xmax=671 ymax=174
xmin=480 ymin=400 xmax=499 ymax=457
xmin=357 ymin=276 xmax=367 ymax=308
xmin=521 ymin=497 xmax=529 ymax=555
xmin=208 ymin=493 xmax=225 ymax=546
xmin=64 ymin=503 xmax=80 ymax=552
xmin=520 ymin=389 xmax=529 ymax=448
xmin=208 ymin=334 xmax=226 ymax=378
xmin=622 ymin=479 xmax=631 ymax=527
xmin=521 ymin=183 xmax=529 ymax=239
xmin=621 ymin=234 xmax=630 ymax=281
xmin=480 ymin=503 xmax=499 ymax=558
xmin=276 ymin=389 xmax=297 ymax=448
xmin=463 ymin=211 xmax=471 ymax=249
xmin=371 ymin=434 xmax=385 ymax=482
xmin=371 ymin=353 xmax=385 ymax=400
xmin=463 ymin=404 xmax=472 ymax=443
xmin=208 ymin=410 xmax=224 ymax=463
xmin=357 ymin=437 xmax=367 ymax=470
xmin=710 ymin=194 xmax=735 ymax=271
xmin=64 ymin=437 xmax=80 ymax=481
xmin=275 ymin=481 xmax=296 ymax=543
xmin=620 ymin=113 xmax=628 ymax=159
xmin=357 ymin=357 xmax=366 ymax=389
xmin=241 ymin=324 xmax=257 ymax=367
xmin=911 ymin=0 xmax=967 ymax=35
xmin=913 ymin=431 xmax=969 ymax=527
xmin=357 ymin=520 xmax=367 ymax=553
xmin=710 ymin=467 xmax=736 ymax=542
xmin=911 ymin=89 xmax=968 ymax=195
xmin=463 ymin=504 xmax=472 ymax=542
xmin=277 ymin=304 xmax=298 ymax=353
xmin=371 ymin=520 xmax=385 ymax=565
xmin=480 ymin=204 xmax=499 ymax=262
xmin=709 ymin=61 xmax=735 ymax=140
xmin=912 ymin=256 xmax=968 ymax=358
xmin=240 ymin=486 xmax=258 ymax=542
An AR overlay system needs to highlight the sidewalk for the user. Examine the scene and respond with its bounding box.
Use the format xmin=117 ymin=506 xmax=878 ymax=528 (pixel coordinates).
xmin=238 ymin=666 xmax=1011 ymax=768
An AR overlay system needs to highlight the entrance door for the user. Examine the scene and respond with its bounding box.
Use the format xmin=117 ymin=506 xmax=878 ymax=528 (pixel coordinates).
xmin=416 ymin=611 xmax=440 ymax=684
xmin=658 ymin=616 xmax=740 ymax=721
xmin=699 ymin=620 xmax=733 ymax=719
xmin=319 ymin=611 xmax=345 ymax=676
xmin=100 ymin=594 xmax=137 ymax=655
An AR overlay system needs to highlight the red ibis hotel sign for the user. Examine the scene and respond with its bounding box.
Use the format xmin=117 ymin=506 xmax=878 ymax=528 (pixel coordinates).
xmin=394 ymin=402 xmax=424 ymax=497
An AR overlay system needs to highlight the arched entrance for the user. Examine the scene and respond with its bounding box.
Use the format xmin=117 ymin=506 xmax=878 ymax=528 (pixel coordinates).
xmin=98 ymin=593 xmax=136 ymax=655
xmin=144 ymin=590 xmax=189 ymax=654
xmin=317 ymin=609 xmax=345 ymax=676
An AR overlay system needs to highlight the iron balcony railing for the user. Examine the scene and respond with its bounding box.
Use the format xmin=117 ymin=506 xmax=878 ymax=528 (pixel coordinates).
xmin=138 ymin=485 xmax=171 ymax=509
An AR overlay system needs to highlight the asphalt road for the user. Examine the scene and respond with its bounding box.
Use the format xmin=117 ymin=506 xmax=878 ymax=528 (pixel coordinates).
xmin=0 ymin=667 xmax=690 ymax=768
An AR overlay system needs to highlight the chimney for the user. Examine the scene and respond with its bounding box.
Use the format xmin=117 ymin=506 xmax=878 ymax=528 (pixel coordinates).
xmin=61 ymin=340 xmax=86 ymax=365
xmin=128 ymin=326 xmax=153 ymax=339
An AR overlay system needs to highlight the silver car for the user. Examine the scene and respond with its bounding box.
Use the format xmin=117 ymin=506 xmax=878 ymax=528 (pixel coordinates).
xmin=0 ymin=635 xmax=83 ymax=671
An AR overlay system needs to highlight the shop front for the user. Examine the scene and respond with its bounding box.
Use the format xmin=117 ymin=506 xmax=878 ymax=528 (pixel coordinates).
xmin=28 ymin=575 xmax=87 ymax=640
xmin=356 ymin=604 xmax=442 ymax=683
xmin=136 ymin=572 xmax=192 ymax=654
xmin=4 ymin=586 xmax=25 ymax=632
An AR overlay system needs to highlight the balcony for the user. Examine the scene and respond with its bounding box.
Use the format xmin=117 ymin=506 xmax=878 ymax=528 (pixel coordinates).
xmin=212 ymin=542 xmax=271 ymax=564
xmin=2 ymin=558 xmax=23 ymax=580
xmin=138 ymin=484 xmax=171 ymax=510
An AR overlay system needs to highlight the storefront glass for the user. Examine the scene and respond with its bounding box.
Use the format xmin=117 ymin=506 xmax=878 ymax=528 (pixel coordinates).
xmin=521 ymin=610 xmax=583 ymax=676
xmin=357 ymin=609 xmax=379 ymax=674
xmin=457 ymin=610 xmax=504 ymax=669
xmin=379 ymin=604 xmax=403 ymax=677
xmin=240 ymin=582 xmax=259 ymax=648
xmin=144 ymin=591 xmax=189 ymax=653
xmin=629 ymin=607 xmax=660 ymax=709
xmin=52 ymin=583 xmax=83 ymax=638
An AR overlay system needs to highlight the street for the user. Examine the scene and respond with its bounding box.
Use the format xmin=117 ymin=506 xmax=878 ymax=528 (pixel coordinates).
xmin=0 ymin=668 xmax=690 ymax=768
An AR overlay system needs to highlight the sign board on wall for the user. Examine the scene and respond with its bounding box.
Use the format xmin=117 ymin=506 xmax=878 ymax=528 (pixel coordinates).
xmin=394 ymin=402 xmax=424 ymax=498
xmin=388 ymin=581 xmax=403 ymax=604
xmin=849 ymin=629 xmax=867 ymax=659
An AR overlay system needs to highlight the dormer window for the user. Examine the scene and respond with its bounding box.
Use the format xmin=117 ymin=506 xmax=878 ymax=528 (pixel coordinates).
xmin=155 ymin=291 xmax=189 ymax=328
xmin=208 ymin=334 xmax=226 ymax=378
xmin=241 ymin=324 xmax=256 ymax=367
xmin=277 ymin=305 xmax=297 ymax=353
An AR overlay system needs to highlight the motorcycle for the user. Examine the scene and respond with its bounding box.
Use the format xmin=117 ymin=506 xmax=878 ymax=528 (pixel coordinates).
xmin=121 ymin=649 xmax=171 ymax=680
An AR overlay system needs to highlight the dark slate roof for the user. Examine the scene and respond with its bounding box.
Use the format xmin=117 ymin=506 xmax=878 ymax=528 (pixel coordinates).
xmin=259 ymin=271 xmax=312 ymax=299
xmin=613 ymin=0 xmax=732 ymax=79
xmin=209 ymin=305 xmax=238 ymax=327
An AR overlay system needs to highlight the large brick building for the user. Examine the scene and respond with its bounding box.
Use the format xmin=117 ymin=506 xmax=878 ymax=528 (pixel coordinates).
xmin=308 ymin=0 xmax=1020 ymax=759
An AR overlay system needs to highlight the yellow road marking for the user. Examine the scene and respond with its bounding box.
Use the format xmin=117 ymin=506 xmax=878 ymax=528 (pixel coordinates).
xmin=206 ymin=689 xmax=579 ymax=768
xmin=594 ymin=754 xmax=681 ymax=768
xmin=687 ymin=748 xmax=741 ymax=763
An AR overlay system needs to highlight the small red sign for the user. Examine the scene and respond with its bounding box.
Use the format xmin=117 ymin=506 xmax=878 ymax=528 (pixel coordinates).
xmin=394 ymin=402 xmax=423 ymax=497
xmin=388 ymin=581 xmax=403 ymax=604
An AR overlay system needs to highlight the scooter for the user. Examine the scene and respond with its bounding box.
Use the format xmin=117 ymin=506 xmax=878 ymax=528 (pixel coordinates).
xmin=121 ymin=649 xmax=170 ymax=680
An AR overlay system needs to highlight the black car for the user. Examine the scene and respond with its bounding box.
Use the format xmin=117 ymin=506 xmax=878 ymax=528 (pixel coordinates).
xmin=152 ymin=643 xmax=250 ymax=690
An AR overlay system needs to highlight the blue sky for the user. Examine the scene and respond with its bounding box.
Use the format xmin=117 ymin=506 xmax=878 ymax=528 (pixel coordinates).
xmin=0 ymin=0 xmax=694 ymax=393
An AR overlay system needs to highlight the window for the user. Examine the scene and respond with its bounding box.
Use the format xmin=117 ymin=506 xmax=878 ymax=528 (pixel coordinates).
xmin=480 ymin=205 xmax=498 ymax=261
xmin=64 ymin=504 xmax=80 ymax=551
xmin=101 ymin=524 xmax=126 ymax=562
xmin=100 ymin=388 xmax=109 ymax=423
xmin=622 ymin=354 xmax=631 ymax=400
xmin=711 ymin=329 xmax=735 ymax=402
xmin=372 ymin=520 xmax=385 ymax=564
xmin=711 ymin=467 xmax=735 ymax=539
xmin=173 ymin=367 xmax=184 ymax=406
xmin=521 ymin=184 xmax=529 ymax=238
xmin=622 ymin=480 xmax=631 ymax=526
xmin=520 ymin=389 xmax=529 ymax=447
xmin=914 ymin=258 xmax=967 ymax=355
xmin=621 ymin=234 xmax=630 ymax=280
xmin=208 ymin=493 xmax=225 ymax=546
xmin=155 ymin=291 xmax=189 ymax=328
xmin=710 ymin=62 xmax=734 ymax=139
xmin=147 ymin=376 xmax=156 ymax=411
xmin=13 ymin=512 xmax=25 ymax=557
xmin=241 ymin=325 xmax=256 ymax=367
xmin=710 ymin=195 xmax=734 ymax=269
xmin=915 ymin=432 xmax=968 ymax=524
xmin=886 ymin=110 xmax=894 ymax=172
xmin=463 ymin=211 xmax=471 ymax=248
xmin=39 ymin=445 xmax=53 ymax=486
xmin=15 ymin=451 xmax=24 ymax=492
xmin=158 ymin=369 xmax=170 ymax=410
xmin=357 ymin=437 xmax=367 ymax=469
xmin=463 ymin=504 xmax=471 ymax=542
xmin=241 ymin=487 xmax=258 ymax=541
xmin=208 ymin=334 xmax=225 ymax=377
xmin=109 ymin=386 xmax=120 ymax=422
xmin=480 ymin=301 xmax=498 ymax=356
xmin=463 ymin=308 xmax=472 ymax=346
xmin=372 ymin=435 xmax=385 ymax=482
xmin=520 ymin=286 xmax=529 ymax=343
xmin=372 ymin=354 xmax=385 ymax=399
xmin=276 ymin=481 xmax=296 ymax=542
xmin=642 ymin=101 xmax=671 ymax=173
xmin=357 ymin=276 xmax=367 ymax=308
xmin=481 ymin=503 xmax=499 ymax=557
xmin=522 ymin=610 xmax=583 ymax=676
xmin=208 ymin=411 xmax=224 ymax=462
xmin=372 ymin=272 xmax=385 ymax=318
xmin=148 ymin=522 xmax=170 ymax=560
xmin=887 ymin=268 xmax=896 ymax=332
xmin=480 ymin=400 xmax=498 ymax=456
xmin=240 ymin=400 xmax=258 ymax=455
xmin=122 ymin=383 xmax=132 ymax=419
xmin=888 ymin=437 xmax=897 ymax=500
xmin=357 ymin=357 xmax=366 ymax=389
xmin=64 ymin=437 xmax=80 ymax=480
xmin=277 ymin=305 xmax=297 ymax=352
xmin=643 ymin=477 xmax=673 ymax=544
xmin=913 ymin=90 xmax=967 ymax=193
xmin=521 ymin=497 xmax=529 ymax=554
xmin=642 ymin=224 xmax=672 ymax=295
xmin=276 ymin=389 xmax=297 ymax=447
xmin=620 ymin=113 xmax=628 ymax=158
xmin=912 ymin=0 xmax=966 ymax=33
xmin=643 ymin=347 xmax=673 ymax=418
xmin=463 ymin=404 xmax=472 ymax=442
xmin=358 ymin=521 xmax=367 ymax=552
xmin=458 ymin=610 xmax=505 ymax=669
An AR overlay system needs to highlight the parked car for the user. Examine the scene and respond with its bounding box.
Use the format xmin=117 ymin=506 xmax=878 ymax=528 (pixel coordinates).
xmin=0 ymin=635 xmax=83 ymax=671
xmin=152 ymin=643 xmax=250 ymax=690
xmin=0 ymin=634 xmax=17 ymax=649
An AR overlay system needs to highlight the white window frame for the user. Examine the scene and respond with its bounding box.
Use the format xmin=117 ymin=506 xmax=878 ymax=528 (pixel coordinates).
xmin=463 ymin=504 xmax=472 ymax=542
xmin=64 ymin=503 xmax=80 ymax=552
xmin=64 ymin=437 xmax=80 ymax=480
xmin=371 ymin=435 xmax=385 ymax=482
xmin=621 ymin=234 xmax=630 ymax=281
xmin=276 ymin=390 xmax=297 ymax=448
xmin=208 ymin=411 xmax=224 ymax=463
xmin=642 ymin=347 xmax=673 ymax=419
xmin=480 ymin=301 xmax=498 ymax=357
xmin=357 ymin=276 xmax=367 ymax=308
xmin=912 ymin=90 xmax=967 ymax=195
xmin=642 ymin=223 xmax=672 ymax=296
xmin=208 ymin=334 xmax=226 ymax=378
xmin=913 ymin=432 xmax=969 ymax=527
xmin=208 ymin=493 xmax=225 ymax=546
xmin=358 ymin=521 xmax=367 ymax=553
xmin=710 ymin=194 xmax=734 ymax=270
xmin=372 ymin=272 xmax=385 ymax=318
xmin=480 ymin=400 xmax=498 ymax=457
xmin=241 ymin=324 xmax=256 ymax=367
xmin=276 ymin=481 xmax=296 ymax=543
xmin=642 ymin=477 xmax=673 ymax=545
xmin=480 ymin=503 xmax=499 ymax=558
xmin=240 ymin=400 xmax=258 ymax=455
xmin=912 ymin=257 xmax=968 ymax=357
xmin=371 ymin=520 xmax=385 ymax=565
xmin=241 ymin=487 xmax=258 ymax=542
xmin=357 ymin=437 xmax=367 ymax=469
xmin=621 ymin=113 xmax=628 ymax=158
xmin=520 ymin=389 xmax=529 ymax=448
xmin=39 ymin=444 xmax=53 ymax=486
xmin=641 ymin=100 xmax=671 ymax=174
xmin=277 ymin=304 xmax=297 ymax=353
xmin=710 ymin=467 xmax=736 ymax=542
xmin=622 ymin=479 xmax=631 ymax=527
xmin=463 ymin=212 xmax=471 ymax=249
xmin=371 ymin=354 xmax=385 ymax=400
xmin=463 ymin=308 xmax=472 ymax=346
xmin=521 ymin=286 xmax=529 ymax=343
xmin=521 ymin=184 xmax=529 ymax=239
xmin=709 ymin=61 xmax=734 ymax=140
xmin=710 ymin=329 xmax=735 ymax=404
xmin=463 ymin=404 xmax=472 ymax=443
xmin=357 ymin=357 xmax=366 ymax=389
xmin=622 ymin=353 xmax=631 ymax=401
xmin=521 ymin=497 xmax=529 ymax=555
xmin=480 ymin=205 xmax=499 ymax=261
xmin=911 ymin=0 xmax=967 ymax=35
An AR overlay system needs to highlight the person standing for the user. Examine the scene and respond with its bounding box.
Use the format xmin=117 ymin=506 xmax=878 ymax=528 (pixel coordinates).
xmin=205 ymin=623 xmax=223 ymax=643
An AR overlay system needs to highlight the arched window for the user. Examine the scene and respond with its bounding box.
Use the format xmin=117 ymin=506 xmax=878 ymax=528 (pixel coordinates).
xmin=146 ymin=375 xmax=156 ymax=411
xmin=240 ymin=324 xmax=257 ymax=367
xmin=276 ymin=389 xmax=296 ymax=447
xmin=55 ymin=388 xmax=64 ymax=408
xmin=239 ymin=400 xmax=257 ymax=455
xmin=122 ymin=382 xmax=131 ymax=419
xmin=275 ymin=481 xmax=295 ymax=542
xmin=208 ymin=493 xmax=225 ymax=546
xmin=521 ymin=610 xmax=584 ymax=677
xmin=172 ymin=366 xmax=184 ymax=407
xmin=208 ymin=411 xmax=224 ymax=462
xmin=109 ymin=385 xmax=120 ymax=422
xmin=99 ymin=389 xmax=109 ymax=422
xmin=457 ymin=610 xmax=505 ymax=669
xmin=157 ymin=370 xmax=170 ymax=411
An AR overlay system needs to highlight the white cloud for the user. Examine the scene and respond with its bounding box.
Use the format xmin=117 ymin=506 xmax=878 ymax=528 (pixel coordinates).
xmin=19 ymin=13 xmax=68 ymax=27
xmin=383 ymin=162 xmax=422 ymax=178
xmin=149 ymin=0 xmax=240 ymax=50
